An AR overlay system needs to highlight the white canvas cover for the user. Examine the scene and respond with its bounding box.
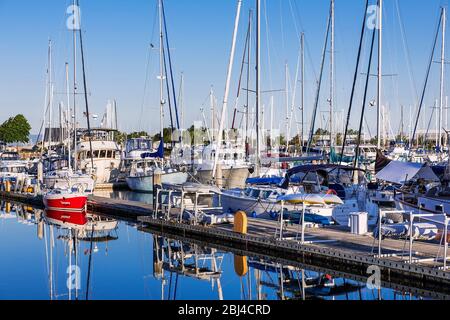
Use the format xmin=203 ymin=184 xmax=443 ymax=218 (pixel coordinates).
xmin=375 ymin=161 xmax=439 ymax=185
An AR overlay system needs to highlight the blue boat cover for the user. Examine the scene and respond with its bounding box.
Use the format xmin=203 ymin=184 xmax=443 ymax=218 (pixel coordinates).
xmin=141 ymin=140 xmax=164 ymax=159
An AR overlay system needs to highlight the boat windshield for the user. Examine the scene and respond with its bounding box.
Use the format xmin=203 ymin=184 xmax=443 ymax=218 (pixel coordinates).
xmin=127 ymin=138 xmax=152 ymax=152
xmin=261 ymin=190 xmax=273 ymax=199
xmin=250 ymin=189 xmax=261 ymax=198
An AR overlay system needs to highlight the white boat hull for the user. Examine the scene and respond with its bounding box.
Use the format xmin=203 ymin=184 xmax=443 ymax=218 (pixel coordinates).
xmin=221 ymin=192 xmax=287 ymax=217
xmin=195 ymin=167 xmax=250 ymax=189
xmin=126 ymin=171 xmax=188 ymax=193
xmin=221 ymin=191 xmax=365 ymax=225
xmin=395 ymin=194 xmax=450 ymax=226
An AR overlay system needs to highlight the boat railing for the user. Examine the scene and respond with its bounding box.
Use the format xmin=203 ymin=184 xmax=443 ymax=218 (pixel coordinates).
xmin=375 ymin=209 xmax=449 ymax=270
xmin=154 ymin=187 xmax=222 ymax=225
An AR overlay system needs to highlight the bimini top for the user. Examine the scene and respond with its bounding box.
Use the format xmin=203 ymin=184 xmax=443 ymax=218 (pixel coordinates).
xmin=375 ymin=161 xmax=440 ymax=185
xmin=279 ymin=164 xmax=365 ymax=189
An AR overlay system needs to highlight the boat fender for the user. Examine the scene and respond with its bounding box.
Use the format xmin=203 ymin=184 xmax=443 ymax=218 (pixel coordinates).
xmin=233 ymin=211 xmax=248 ymax=234
xmin=234 ymin=255 xmax=248 ymax=277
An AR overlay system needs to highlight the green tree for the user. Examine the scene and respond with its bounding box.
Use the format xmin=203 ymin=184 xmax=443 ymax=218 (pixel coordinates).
xmin=336 ymin=133 xmax=343 ymax=146
xmin=113 ymin=131 xmax=127 ymax=145
xmin=127 ymin=131 xmax=150 ymax=139
xmin=0 ymin=114 xmax=31 ymax=145
xmin=154 ymin=128 xmax=178 ymax=144
xmin=347 ymin=129 xmax=360 ymax=135
xmin=315 ymin=128 xmax=330 ymax=136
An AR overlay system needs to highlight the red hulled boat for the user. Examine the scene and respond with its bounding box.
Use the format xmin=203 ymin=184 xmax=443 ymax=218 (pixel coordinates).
xmin=43 ymin=189 xmax=88 ymax=212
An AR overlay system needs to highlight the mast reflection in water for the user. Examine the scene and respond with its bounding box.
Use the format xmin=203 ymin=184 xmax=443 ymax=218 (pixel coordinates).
xmin=0 ymin=201 xmax=433 ymax=300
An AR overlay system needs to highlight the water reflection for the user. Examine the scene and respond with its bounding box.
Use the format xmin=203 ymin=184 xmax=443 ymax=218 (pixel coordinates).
xmin=153 ymin=237 xmax=225 ymax=300
xmin=41 ymin=209 xmax=119 ymax=300
xmin=0 ymin=202 xmax=435 ymax=300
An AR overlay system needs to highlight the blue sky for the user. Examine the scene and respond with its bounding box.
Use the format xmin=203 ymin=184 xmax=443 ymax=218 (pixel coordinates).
xmin=0 ymin=0 xmax=448 ymax=138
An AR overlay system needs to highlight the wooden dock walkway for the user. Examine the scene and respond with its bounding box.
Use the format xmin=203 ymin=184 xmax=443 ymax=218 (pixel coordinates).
xmin=1 ymin=189 xmax=450 ymax=296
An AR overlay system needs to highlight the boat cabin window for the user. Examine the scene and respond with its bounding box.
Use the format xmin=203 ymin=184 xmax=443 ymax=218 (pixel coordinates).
xmin=100 ymin=150 xmax=107 ymax=158
xmin=244 ymin=188 xmax=252 ymax=196
xmin=1 ymin=166 xmax=26 ymax=173
xmin=261 ymin=190 xmax=272 ymax=199
xmin=436 ymin=205 xmax=443 ymax=213
xmin=0 ymin=152 xmax=20 ymax=161
xmin=250 ymin=189 xmax=261 ymax=198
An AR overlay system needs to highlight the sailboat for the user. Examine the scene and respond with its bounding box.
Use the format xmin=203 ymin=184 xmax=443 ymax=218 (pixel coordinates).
xmin=126 ymin=140 xmax=188 ymax=192
xmin=38 ymin=42 xmax=94 ymax=211
xmin=194 ymin=140 xmax=251 ymax=189
xmin=126 ymin=0 xmax=188 ymax=192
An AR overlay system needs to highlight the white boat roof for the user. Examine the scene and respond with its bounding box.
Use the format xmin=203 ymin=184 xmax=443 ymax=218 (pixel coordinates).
xmin=376 ymin=161 xmax=440 ymax=184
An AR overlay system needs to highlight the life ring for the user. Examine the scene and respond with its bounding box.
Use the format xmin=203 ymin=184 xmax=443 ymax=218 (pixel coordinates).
xmin=326 ymin=189 xmax=338 ymax=195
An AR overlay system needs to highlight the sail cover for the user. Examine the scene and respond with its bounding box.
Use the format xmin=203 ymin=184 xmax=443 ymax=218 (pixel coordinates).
xmin=375 ymin=161 xmax=439 ymax=184
xmin=141 ymin=140 xmax=164 ymax=159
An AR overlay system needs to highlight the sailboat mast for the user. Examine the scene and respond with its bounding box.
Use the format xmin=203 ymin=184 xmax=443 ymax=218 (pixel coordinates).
xmin=301 ymin=32 xmax=305 ymax=153
xmin=210 ymin=86 xmax=215 ymax=143
xmin=77 ymin=0 xmax=95 ymax=171
xmin=212 ymin=0 xmax=242 ymax=179
xmin=439 ymin=7 xmax=446 ymax=150
xmin=180 ymin=72 xmax=184 ymax=130
xmin=246 ymin=10 xmax=253 ymax=160
xmin=66 ymin=63 xmax=72 ymax=172
xmin=158 ymin=0 xmax=165 ymax=141
xmin=330 ymin=0 xmax=335 ymax=147
xmin=400 ymin=105 xmax=404 ymax=141
xmin=285 ymin=63 xmax=289 ymax=151
xmin=73 ymin=0 xmax=78 ymax=171
xmin=377 ymin=0 xmax=383 ymax=149
xmin=48 ymin=40 xmax=53 ymax=153
xmin=255 ymin=0 xmax=261 ymax=175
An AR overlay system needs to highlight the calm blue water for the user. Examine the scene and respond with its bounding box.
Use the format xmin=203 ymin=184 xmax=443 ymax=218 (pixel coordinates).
xmin=0 ymin=200 xmax=434 ymax=300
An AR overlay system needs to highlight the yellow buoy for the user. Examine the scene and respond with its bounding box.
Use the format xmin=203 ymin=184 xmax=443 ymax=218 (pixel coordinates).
xmin=5 ymin=202 xmax=11 ymax=213
xmin=234 ymin=255 xmax=248 ymax=277
xmin=233 ymin=211 xmax=248 ymax=234
xmin=5 ymin=180 xmax=11 ymax=193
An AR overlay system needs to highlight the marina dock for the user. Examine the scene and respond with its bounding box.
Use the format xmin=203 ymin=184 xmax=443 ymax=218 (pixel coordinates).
xmin=1 ymin=189 xmax=450 ymax=297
